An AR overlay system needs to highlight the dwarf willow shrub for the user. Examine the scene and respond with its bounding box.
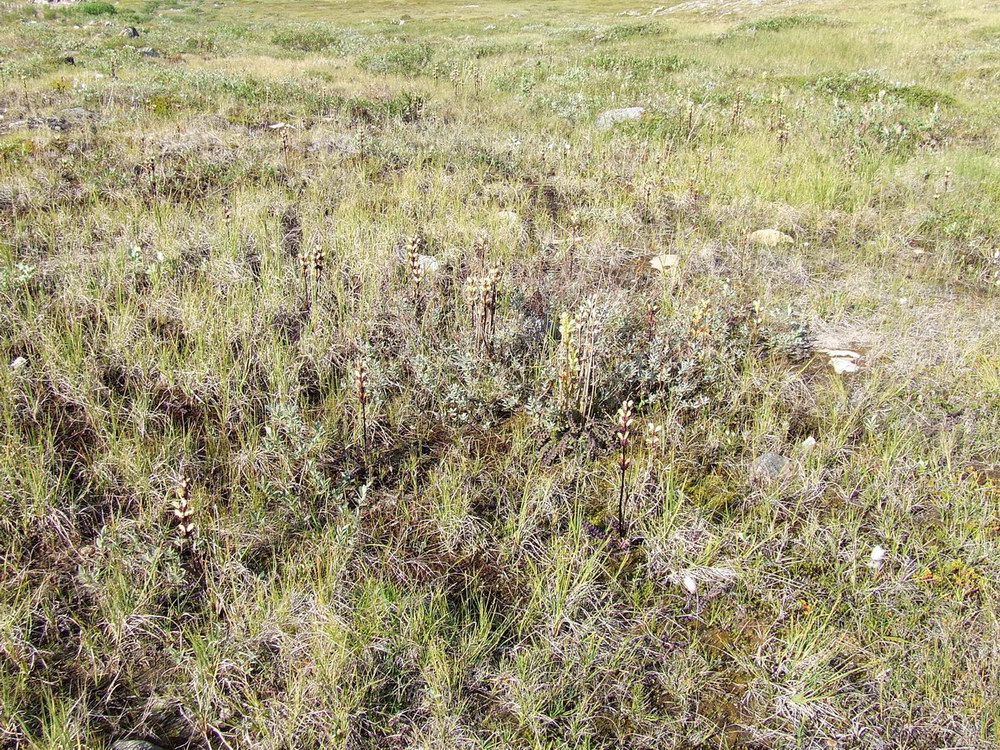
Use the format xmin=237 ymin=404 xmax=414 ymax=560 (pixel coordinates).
xmin=591 ymin=53 xmax=690 ymax=75
xmin=357 ymin=42 xmax=434 ymax=76
xmin=811 ymin=71 xmax=956 ymax=108
xmin=77 ymin=1 xmax=117 ymax=15
xmin=272 ymin=27 xmax=337 ymax=52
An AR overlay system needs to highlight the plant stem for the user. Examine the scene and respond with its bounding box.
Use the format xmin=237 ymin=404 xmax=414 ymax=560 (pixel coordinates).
xmin=361 ymin=398 xmax=368 ymax=459
xmin=618 ymin=445 xmax=627 ymax=539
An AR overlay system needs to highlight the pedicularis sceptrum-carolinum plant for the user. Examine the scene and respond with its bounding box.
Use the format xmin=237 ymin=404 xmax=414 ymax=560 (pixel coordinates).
xmin=2 ymin=0 xmax=999 ymax=747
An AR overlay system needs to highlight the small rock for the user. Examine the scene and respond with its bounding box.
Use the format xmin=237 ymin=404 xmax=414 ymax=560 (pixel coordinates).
xmin=61 ymin=106 xmax=97 ymax=120
xmin=681 ymin=575 xmax=698 ymax=594
xmin=596 ymin=106 xmax=645 ymax=130
xmin=122 ymin=26 xmax=140 ymax=38
xmin=9 ymin=115 xmax=71 ymax=132
xmin=649 ymin=253 xmax=679 ymax=273
xmin=748 ymin=228 xmax=794 ymax=247
xmin=816 ymin=344 xmax=862 ymax=375
xmin=10 ymin=356 xmax=27 ymax=371
xmin=415 ymin=254 xmax=441 ymax=274
xmin=868 ymin=545 xmax=886 ymax=570
xmin=801 ymin=436 xmax=817 ymax=451
xmin=816 ymin=348 xmax=861 ymax=359
xmin=139 ymin=47 xmax=159 ymax=57
xmin=830 ymin=357 xmax=859 ymax=375
xmin=753 ymin=452 xmax=791 ymax=482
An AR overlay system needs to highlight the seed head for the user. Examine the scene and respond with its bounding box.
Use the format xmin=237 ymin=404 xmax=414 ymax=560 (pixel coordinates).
xmin=171 ymin=478 xmax=195 ymax=544
xmin=556 ymin=311 xmax=579 ymax=409
xmin=473 ymin=234 xmax=488 ymax=261
xmin=310 ymin=246 xmax=323 ymax=277
xmin=646 ymin=422 xmax=664 ymax=451
xmin=406 ymin=234 xmax=426 ymax=287
xmin=615 ymin=400 xmax=635 ymax=469
xmin=355 ymin=360 xmax=368 ymax=405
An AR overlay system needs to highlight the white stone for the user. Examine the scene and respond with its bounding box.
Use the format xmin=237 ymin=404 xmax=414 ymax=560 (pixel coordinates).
xmin=830 ymin=357 xmax=859 ymax=375
xmin=748 ymin=228 xmax=794 ymax=246
xmin=649 ymin=253 xmax=679 ymax=273
xmin=816 ymin=348 xmax=862 ymax=359
xmin=754 ymin=452 xmax=791 ymax=482
xmin=596 ymin=106 xmax=645 ymax=130
xmin=416 ymin=254 xmax=441 ymax=274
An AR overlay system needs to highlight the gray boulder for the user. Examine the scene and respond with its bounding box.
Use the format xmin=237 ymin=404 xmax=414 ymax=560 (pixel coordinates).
xmin=753 ymin=452 xmax=791 ymax=483
xmin=61 ymin=106 xmax=96 ymax=119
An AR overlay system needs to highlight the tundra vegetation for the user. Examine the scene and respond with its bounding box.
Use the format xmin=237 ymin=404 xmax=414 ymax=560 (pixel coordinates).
xmin=1 ymin=0 xmax=999 ymax=747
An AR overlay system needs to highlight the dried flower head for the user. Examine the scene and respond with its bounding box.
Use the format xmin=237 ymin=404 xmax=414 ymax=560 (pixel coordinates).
xmin=615 ymin=400 xmax=635 ymax=469
xmin=473 ymin=233 xmax=488 ymax=262
xmin=299 ymin=245 xmax=324 ymax=297
xmin=406 ymin=234 xmax=426 ymax=287
xmin=171 ymin=477 xmax=195 ymax=545
xmin=355 ymin=360 xmax=368 ymax=404
xmin=730 ymin=90 xmax=744 ymax=127
xmin=646 ymin=422 xmax=664 ymax=452
xmin=465 ymin=262 xmax=501 ymax=352
xmin=556 ymin=311 xmax=579 ymax=410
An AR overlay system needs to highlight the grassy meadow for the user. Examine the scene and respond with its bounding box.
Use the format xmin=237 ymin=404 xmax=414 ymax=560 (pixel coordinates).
xmin=1 ymin=0 xmax=1000 ymax=746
